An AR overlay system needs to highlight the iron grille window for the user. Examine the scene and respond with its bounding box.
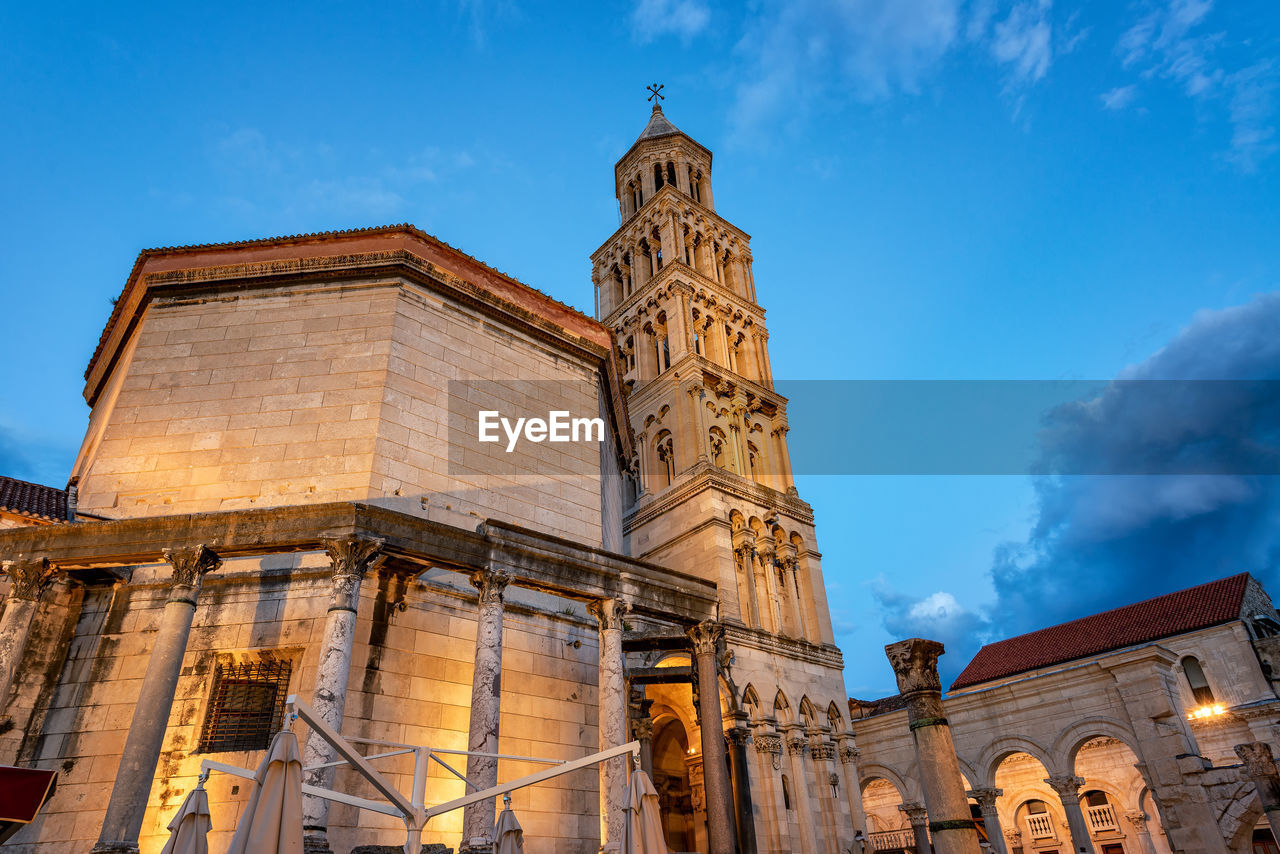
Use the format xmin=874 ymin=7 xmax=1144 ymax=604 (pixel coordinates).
xmin=197 ymin=659 xmax=292 ymax=753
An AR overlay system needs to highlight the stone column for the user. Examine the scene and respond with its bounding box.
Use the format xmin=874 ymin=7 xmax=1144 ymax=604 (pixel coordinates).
xmin=784 ymin=727 xmax=820 ymax=854
xmin=589 ymin=597 xmax=630 ymax=852
xmin=1045 ymin=775 xmax=1097 ymax=854
xmin=885 ymin=638 xmax=982 ymax=854
xmin=689 ymin=620 xmax=736 ymax=854
xmin=1123 ymin=813 xmax=1158 ymax=854
xmin=901 ymin=802 xmax=931 ymax=854
xmin=727 ymin=724 xmax=759 ymax=854
xmin=460 ymin=568 xmax=511 ymax=853
xmin=837 ymin=739 xmax=869 ymax=837
xmin=755 ymin=729 xmax=789 ymax=851
xmin=0 ymin=557 xmax=57 ymax=707
xmin=631 ymin=696 xmax=655 ymax=778
xmin=301 ymin=536 xmax=385 ymax=854
xmin=968 ymin=788 xmax=1008 ymax=854
xmin=94 ymin=545 xmax=221 ymax=854
xmin=1236 ymin=742 xmax=1280 ymax=843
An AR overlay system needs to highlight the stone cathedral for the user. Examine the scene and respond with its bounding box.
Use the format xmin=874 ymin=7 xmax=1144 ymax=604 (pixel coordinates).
xmin=0 ymin=104 xmax=862 ymax=854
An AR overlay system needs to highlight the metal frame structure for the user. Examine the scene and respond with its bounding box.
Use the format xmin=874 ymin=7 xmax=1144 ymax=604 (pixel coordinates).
xmin=201 ymin=695 xmax=640 ymax=854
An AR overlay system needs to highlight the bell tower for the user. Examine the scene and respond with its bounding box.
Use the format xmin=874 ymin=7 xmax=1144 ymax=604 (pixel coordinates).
xmin=591 ymin=99 xmax=861 ymax=848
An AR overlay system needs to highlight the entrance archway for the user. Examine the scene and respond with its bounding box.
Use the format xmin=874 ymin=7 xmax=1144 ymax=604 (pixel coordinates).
xmin=653 ymin=716 xmax=696 ymax=851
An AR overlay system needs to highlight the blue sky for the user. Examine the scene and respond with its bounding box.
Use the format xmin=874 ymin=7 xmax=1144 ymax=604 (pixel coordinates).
xmin=2 ymin=0 xmax=1277 ymax=696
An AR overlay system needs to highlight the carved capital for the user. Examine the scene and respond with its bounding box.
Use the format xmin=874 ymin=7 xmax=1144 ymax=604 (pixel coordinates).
xmin=631 ymin=716 xmax=655 ymax=742
xmin=588 ymin=597 xmax=630 ymax=632
xmin=1045 ymin=774 xmax=1085 ymax=800
xmin=162 ymin=545 xmax=221 ymax=604
xmin=885 ymin=637 xmax=945 ymax=695
xmin=967 ymin=787 xmax=1004 ymax=811
xmin=2 ymin=557 xmax=56 ymax=602
xmin=725 ymin=727 xmax=752 ymax=748
xmin=1236 ymin=742 xmax=1280 ymax=781
xmin=470 ymin=568 xmax=511 ymax=607
xmin=786 ymin=732 xmax=808 ymax=756
xmin=322 ymin=535 xmax=385 ymax=612
xmin=687 ymin=619 xmax=724 ymax=656
xmin=810 ymin=741 xmax=836 ymax=762
xmin=754 ymin=733 xmax=782 ymax=755
xmin=1125 ymin=812 xmax=1149 ymax=833
xmin=900 ymin=802 xmax=929 ymax=826
xmin=838 ymin=744 xmax=861 ymax=765
xmin=1004 ymin=829 xmax=1023 ymax=843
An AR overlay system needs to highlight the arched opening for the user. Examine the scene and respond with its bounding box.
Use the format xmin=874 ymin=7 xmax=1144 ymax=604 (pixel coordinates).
xmin=652 ymin=717 xmax=695 ymax=851
xmin=994 ymin=750 xmax=1061 ymax=847
xmin=1182 ymin=655 xmax=1216 ymax=705
xmin=654 ymin=312 xmax=670 ymax=373
xmin=667 ymin=160 xmax=678 ymax=187
xmin=654 ymin=161 xmax=665 ymax=190
xmin=860 ymin=776 xmax=910 ymax=846
xmin=635 ymin=173 xmax=644 ymax=209
xmin=654 ymin=429 xmax=675 ymax=489
xmin=709 ymin=427 xmax=728 ymax=468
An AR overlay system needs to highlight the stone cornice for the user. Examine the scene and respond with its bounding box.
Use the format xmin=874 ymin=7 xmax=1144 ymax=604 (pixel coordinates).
xmin=722 ymin=622 xmax=844 ymax=668
xmin=602 ymin=261 xmax=764 ymax=328
xmin=624 ymin=462 xmax=815 ymax=532
xmin=592 ymin=185 xmax=751 ymax=264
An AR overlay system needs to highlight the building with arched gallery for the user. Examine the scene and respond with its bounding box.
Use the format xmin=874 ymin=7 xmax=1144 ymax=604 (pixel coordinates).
xmin=0 ymin=103 xmax=1277 ymax=854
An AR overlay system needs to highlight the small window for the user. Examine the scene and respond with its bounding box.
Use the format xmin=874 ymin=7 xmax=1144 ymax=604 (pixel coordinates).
xmin=667 ymin=161 xmax=677 ymax=186
xmin=198 ymin=659 xmax=293 ymax=753
xmin=1084 ymin=790 xmax=1108 ymax=807
xmin=1183 ymin=656 xmax=1215 ymax=705
xmin=654 ymin=162 xmax=664 ymax=189
xmin=782 ymin=774 xmax=792 ymax=810
xmin=1027 ymin=799 xmax=1048 ymax=814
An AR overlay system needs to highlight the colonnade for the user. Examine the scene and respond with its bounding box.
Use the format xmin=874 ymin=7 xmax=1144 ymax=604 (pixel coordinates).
xmin=0 ymin=540 xmax=734 ymax=854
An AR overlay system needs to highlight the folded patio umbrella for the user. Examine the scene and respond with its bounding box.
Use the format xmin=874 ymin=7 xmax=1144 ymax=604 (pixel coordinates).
xmin=623 ymin=769 xmax=668 ymax=854
xmin=159 ymin=779 xmax=211 ymax=854
xmin=226 ymin=730 xmax=304 ymax=854
xmin=494 ymin=798 xmax=525 ymax=854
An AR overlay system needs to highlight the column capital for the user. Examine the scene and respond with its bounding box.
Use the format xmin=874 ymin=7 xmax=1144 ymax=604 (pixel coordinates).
xmin=588 ymin=597 xmax=630 ymax=632
xmin=162 ymin=545 xmax=221 ymax=604
xmin=321 ymin=535 xmax=385 ymax=612
xmin=1236 ymin=741 xmax=1279 ymax=778
xmin=470 ymin=568 xmax=511 ymax=606
xmin=885 ymin=637 xmax=945 ymax=695
xmin=1124 ymin=812 xmax=1149 ymax=833
xmin=1044 ymin=774 xmax=1086 ymax=799
xmin=838 ymin=741 xmax=861 ymax=764
xmin=2 ymin=556 xmax=56 ymax=602
xmin=900 ymin=802 xmax=929 ymax=826
xmin=725 ymin=726 xmax=752 ymax=748
xmin=687 ymin=619 xmax=724 ymax=655
xmin=967 ymin=787 xmax=1004 ymax=809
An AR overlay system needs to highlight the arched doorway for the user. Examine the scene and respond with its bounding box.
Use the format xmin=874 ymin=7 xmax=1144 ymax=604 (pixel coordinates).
xmin=653 ymin=716 xmax=696 ymax=852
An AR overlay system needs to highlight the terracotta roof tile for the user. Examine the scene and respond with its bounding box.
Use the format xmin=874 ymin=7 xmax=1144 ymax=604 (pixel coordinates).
xmin=0 ymin=476 xmax=67 ymax=522
xmin=950 ymin=573 xmax=1251 ymax=691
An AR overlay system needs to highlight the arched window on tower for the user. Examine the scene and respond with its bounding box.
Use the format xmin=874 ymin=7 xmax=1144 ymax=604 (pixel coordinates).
xmin=690 ymin=168 xmax=702 ymax=203
xmin=692 ymin=318 xmax=704 ymax=356
xmin=725 ymin=324 xmax=737 ymax=372
xmin=1182 ymin=656 xmax=1216 ymax=705
xmin=623 ymin=336 xmax=636 ymax=373
xmin=654 ymin=430 xmax=675 ymax=489
xmin=635 ymin=173 xmax=644 ymax=208
xmin=654 ymin=312 xmax=671 ymax=373
xmin=709 ymin=427 xmax=727 ymax=468
xmin=747 ymin=441 xmax=761 ymax=481
xmin=654 ymin=162 xmax=664 ymax=190
xmin=667 ymin=161 xmax=677 ymax=187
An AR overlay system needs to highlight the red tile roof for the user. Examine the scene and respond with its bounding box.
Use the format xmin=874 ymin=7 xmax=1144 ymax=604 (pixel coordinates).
xmin=950 ymin=573 xmax=1251 ymax=691
xmin=0 ymin=476 xmax=68 ymax=522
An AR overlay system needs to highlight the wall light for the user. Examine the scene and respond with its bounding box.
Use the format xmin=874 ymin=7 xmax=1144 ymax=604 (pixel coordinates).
xmin=1187 ymin=703 xmax=1227 ymax=720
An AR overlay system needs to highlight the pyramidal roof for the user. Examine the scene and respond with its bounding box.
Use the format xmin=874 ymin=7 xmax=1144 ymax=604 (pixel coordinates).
xmin=618 ymin=105 xmax=711 ymax=167
xmin=636 ymin=105 xmax=682 ymax=142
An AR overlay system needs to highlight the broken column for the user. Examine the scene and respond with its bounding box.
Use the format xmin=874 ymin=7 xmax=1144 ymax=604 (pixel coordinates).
xmin=301 ymin=535 xmax=385 ymax=854
xmin=460 ymin=567 xmax=511 ymax=854
xmin=885 ymin=638 xmax=982 ymax=854
xmin=94 ymin=545 xmax=221 ymax=854
xmin=590 ymin=597 xmax=630 ymax=852
xmin=689 ymin=619 xmax=737 ymax=854
xmin=0 ymin=556 xmax=57 ymax=707
xmin=1236 ymin=742 xmax=1280 ymax=844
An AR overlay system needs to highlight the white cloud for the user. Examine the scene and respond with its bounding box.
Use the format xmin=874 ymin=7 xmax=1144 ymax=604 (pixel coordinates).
xmin=991 ymin=0 xmax=1054 ymax=88
xmin=630 ymin=0 xmax=711 ymax=45
xmin=1100 ymin=83 xmax=1139 ymax=110
xmin=1225 ymin=61 xmax=1278 ymax=173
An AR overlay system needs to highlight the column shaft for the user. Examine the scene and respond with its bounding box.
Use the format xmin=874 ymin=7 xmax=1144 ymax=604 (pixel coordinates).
xmin=690 ymin=621 xmax=736 ymax=854
xmin=969 ymin=788 xmax=1008 ymax=854
xmin=901 ymin=803 xmax=931 ymax=854
xmin=461 ymin=569 xmax=510 ymax=852
xmin=0 ymin=557 xmax=55 ymax=706
xmin=94 ymin=545 xmax=221 ymax=854
xmin=886 ymin=639 xmax=982 ymax=854
xmin=591 ymin=598 xmax=630 ymax=852
xmin=1046 ymin=776 xmax=1097 ymax=854
xmin=728 ymin=726 xmax=759 ymax=854
xmin=301 ymin=536 xmax=384 ymax=852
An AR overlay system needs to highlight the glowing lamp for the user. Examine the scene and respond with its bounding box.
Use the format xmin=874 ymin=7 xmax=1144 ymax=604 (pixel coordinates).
xmin=1186 ymin=703 xmax=1227 ymax=720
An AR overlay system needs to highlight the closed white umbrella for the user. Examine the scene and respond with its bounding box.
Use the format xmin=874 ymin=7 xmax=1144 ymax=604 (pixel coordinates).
xmin=226 ymin=730 xmax=304 ymax=854
xmin=494 ymin=793 xmax=524 ymax=854
xmin=623 ymin=768 xmax=668 ymax=854
xmin=159 ymin=775 xmax=211 ymax=854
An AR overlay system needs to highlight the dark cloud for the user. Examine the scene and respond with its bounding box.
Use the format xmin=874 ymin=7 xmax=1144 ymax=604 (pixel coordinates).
xmin=873 ymin=292 xmax=1280 ymax=688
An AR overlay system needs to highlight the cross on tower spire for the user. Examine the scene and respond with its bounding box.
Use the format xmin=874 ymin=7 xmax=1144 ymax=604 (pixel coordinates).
xmin=646 ymin=83 xmax=664 ymax=107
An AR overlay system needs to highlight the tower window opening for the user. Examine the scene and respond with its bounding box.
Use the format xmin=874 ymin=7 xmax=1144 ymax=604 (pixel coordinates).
xmin=782 ymin=774 xmax=792 ymax=810
xmin=1182 ymin=656 xmax=1216 ymax=705
xmin=667 ymin=161 xmax=677 ymax=187
xmin=654 ymin=162 xmax=664 ymax=189
xmin=691 ymin=169 xmax=702 ymax=203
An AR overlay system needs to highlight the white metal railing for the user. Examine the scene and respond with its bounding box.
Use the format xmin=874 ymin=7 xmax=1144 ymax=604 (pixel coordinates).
xmin=1026 ymin=812 xmax=1056 ymax=839
xmin=868 ymin=828 xmax=916 ymax=851
xmin=1087 ymin=803 xmax=1119 ymax=832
